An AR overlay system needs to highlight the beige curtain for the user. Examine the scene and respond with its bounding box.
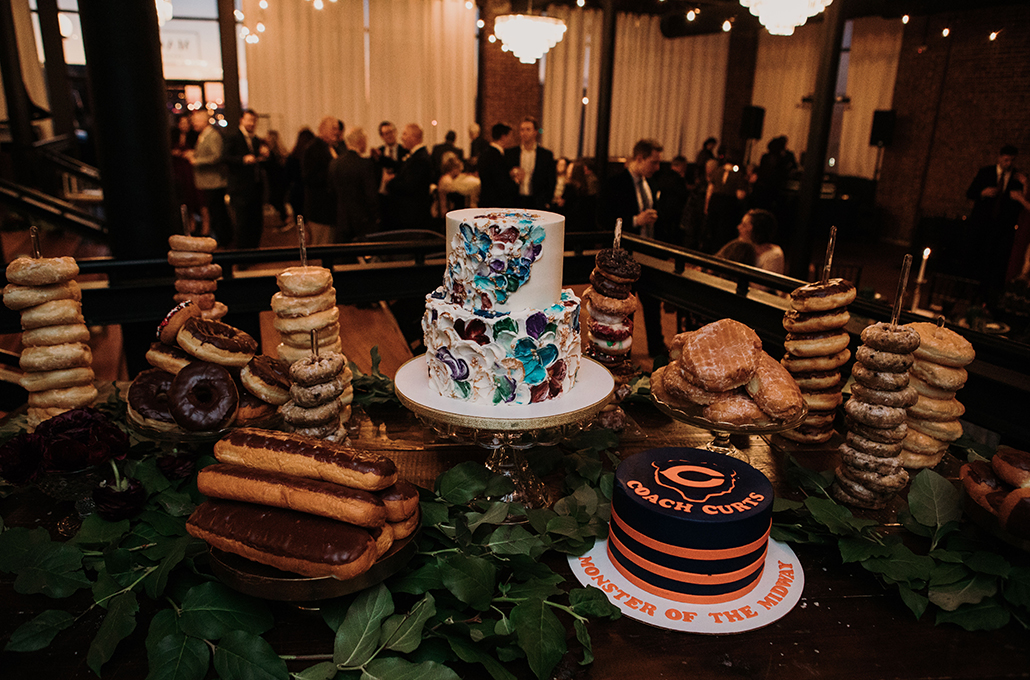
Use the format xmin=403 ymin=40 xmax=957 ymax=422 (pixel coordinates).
xmin=751 ymin=22 xmax=823 ymax=163
xmin=837 ymin=17 xmax=903 ymax=179
xmin=540 ymin=6 xmax=602 ymax=160
xmin=0 ymin=0 xmax=51 ymax=136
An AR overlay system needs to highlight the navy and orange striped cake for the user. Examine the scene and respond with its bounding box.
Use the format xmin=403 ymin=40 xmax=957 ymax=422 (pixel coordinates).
xmin=608 ymin=447 xmax=773 ymax=604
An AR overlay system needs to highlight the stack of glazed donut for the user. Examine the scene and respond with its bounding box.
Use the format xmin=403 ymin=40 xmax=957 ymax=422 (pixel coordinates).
xmin=272 ymin=265 xmax=342 ymax=365
xmin=960 ymin=446 xmax=1030 ymax=540
xmin=901 ymin=322 xmax=975 ymax=469
xmin=779 ymin=278 xmax=857 ymax=445
xmin=279 ymin=351 xmax=354 ymax=440
xmin=168 ymin=235 xmax=226 ymax=321
xmin=652 ymin=318 xmax=804 ymax=426
xmin=582 ymin=247 xmax=640 ymax=377
xmin=832 ymin=322 xmax=921 ymax=510
xmin=3 ymin=256 xmax=95 ymax=430
xmin=187 ymin=428 xmax=420 ymax=579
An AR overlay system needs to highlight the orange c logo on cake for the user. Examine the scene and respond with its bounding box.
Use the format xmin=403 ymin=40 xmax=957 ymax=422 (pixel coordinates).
xmin=652 ymin=460 xmax=738 ymax=503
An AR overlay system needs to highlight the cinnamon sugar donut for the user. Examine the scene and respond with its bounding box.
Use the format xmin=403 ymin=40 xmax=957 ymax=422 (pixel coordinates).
xmin=831 ymin=477 xmax=887 ymax=510
xmin=175 ymin=264 xmax=222 ymax=280
xmin=846 ymin=431 xmax=903 ymax=458
xmin=855 ymin=346 xmax=913 ymax=373
xmin=6 ymin=256 xmax=78 ymax=286
xmin=280 ymin=323 xmax=341 ymax=348
xmin=850 ymin=384 xmax=918 ymax=409
xmin=840 ymin=442 xmax=903 ymax=474
xmin=860 ymin=322 xmax=921 ymax=354
xmin=280 ymin=398 xmax=341 ymax=426
xmin=845 ymin=417 xmax=907 ymax=443
xmin=844 ymin=398 xmax=906 ymax=428
xmin=167 ymin=250 xmax=213 ymax=267
xmin=290 ymin=376 xmax=346 ymax=408
xmin=838 ymin=460 xmax=909 ymax=494
xmin=851 ymin=363 xmax=910 ymax=391
xmin=290 ymin=352 xmax=346 ymax=387
xmin=277 ymin=340 xmax=343 ymax=366
xmin=173 ymin=292 xmax=215 ymax=310
xmin=782 ymin=307 xmax=850 ymax=334
xmin=174 ymin=278 xmax=218 ymax=295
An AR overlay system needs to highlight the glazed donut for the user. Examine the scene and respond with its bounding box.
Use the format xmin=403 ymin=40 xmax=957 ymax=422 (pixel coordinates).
xmin=277 ymin=266 xmax=333 ymax=297
xmin=991 ymin=446 xmax=1030 ymax=489
xmin=146 ymin=342 xmax=193 ymax=374
xmin=779 ymin=422 xmax=835 ymax=444
xmin=271 ymin=289 xmax=337 ymax=318
xmin=6 ymin=256 xmax=78 ymax=286
xmin=20 ymin=366 xmax=94 ymax=393
xmin=167 ymin=250 xmax=213 ymax=267
xmin=20 ymin=343 xmax=92 ymax=372
xmin=800 ymin=386 xmax=843 ymax=411
xmin=281 ymin=399 xmax=341 ymax=427
xmin=845 ymin=417 xmax=907 ymax=443
xmin=831 ymin=478 xmax=887 ymax=510
xmin=27 ymin=384 xmax=97 ymax=409
xmin=156 ymin=301 xmax=200 ymax=345
xmin=277 ymin=340 xmax=343 ymax=365
xmin=3 ymin=280 xmax=80 ymax=311
xmin=127 ymin=369 xmax=177 ymax=432
xmin=240 ymin=355 xmax=292 ymax=405
xmin=21 ymin=323 xmax=90 ymax=347
xmin=846 ymin=431 xmax=903 ymax=458
xmin=909 ymin=374 xmax=956 ymax=401
xmin=586 ymin=329 xmax=632 ymax=356
xmin=168 ymin=234 xmax=217 ymax=253
xmin=175 ymin=278 xmax=218 ymax=295
xmin=790 ymin=370 xmax=841 ymax=391
xmin=290 ymin=375 xmax=346 ymax=408
xmin=906 ymin=322 xmax=975 ymax=368
xmin=280 ymin=323 xmax=340 ymax=348
xmin=702 ymin=391 xmax=768 ymax=426
xmin=657 ymin=364 xmax=726 ymax=406
xmin=788 ymin=278 xmax=856 ymax=313
xmin=860 ymin=322 xmax=921 ymax=354
xmin=168 ymin=361 xmax=239 ymax=431
xmin=20 ymin=299 xmax=84 ymax=330
xmin=838 ymin=460 xmax=909 ymax=494
xmin=907 ymin=394 xmax=965 ymax=422
xmin=839 ymin=442 xmax=903 ymax=474
xmin=843 ymin=398 xmax=906 ymax=428
xmin=594 ymin=248 xmax=641 ymax=284
xmin=745 ymin=352 xmax=804 ymax=421
xmin=781 ymin=348 xmax=851 ymax=374
xmin=898 ymin=449 xmax=945 ymax=470
xmin=177 ymin=318 xmax=258 ymax=367
xmin=200 ymin=301 xmax=228 ymax=321
xmin=588 ymin=269 xmax=631 ymax=299
xmin=679 ymin=319 xmax=763 ymax=393
xmin=584 ymin=287 xmax=637 ymax=318
xmin=781 ymin=307 xmax=850 ymax=334
xmin=907 ymin=416 xmax=962 ymax=442
xmin=173 ymin=292 xmax=215 ymax=310
xmin=290 ymin=352 xmax=346 ymax=387
xmin=961 ymin=460 xmax=1005 ymax=514
xmin=784 ymin=330 xmax=850 ymax=358
xmin=272 ymin=306 xmax=340 ymax=335
xmin=901 ymin=428 xmax=948 ymax=455
xmin=851 ymin=363 xmax=910 ymax=391
xmin=855 ymin=346 xmax=913 ymax=373
xmin=235 ymin=392 xmax=278 ymax=427
xmin=850 ymin=384 xmax=918 ymax=409
xmin=175 ymin=264 xmax=222 ymax=280
xmin=910 ymin=359 xmax=967 ymax=392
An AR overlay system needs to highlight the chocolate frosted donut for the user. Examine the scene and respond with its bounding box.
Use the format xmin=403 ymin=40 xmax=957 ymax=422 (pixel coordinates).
xmin=789 ymin=278 xmax=856 ymax=313
xmin=168 ymin=361 xmax=239 ymax=431
xmin=241 ymin=355 xmax=292 ymax=405
xmin=594 ymin=248 xmax=641 ymax=283
xmin=782 ymin=307 xmax=850 ymax=334
xmin=784 ymin=330 xmax=851 ymax=358
xmin=127 ymin=369 xmax=177 ymax=431
xmin=588 ymin=269 xmax=631 ymax=299
xmin=178 ymin=318 xmax=258 ymax=368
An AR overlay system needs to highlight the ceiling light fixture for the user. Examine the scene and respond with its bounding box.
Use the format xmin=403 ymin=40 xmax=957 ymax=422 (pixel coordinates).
xmin=739 ymin=0 xmax=833 ymax=36
xmin=494 ymin=3 xmax=567 ymax=64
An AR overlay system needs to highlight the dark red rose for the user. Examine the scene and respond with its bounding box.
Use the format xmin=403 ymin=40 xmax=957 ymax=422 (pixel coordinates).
xmin=157 ymin=452 xmax=197 ymax=480
xmin=36 ymin=408 xmax=129 ymax=471
xmin=0 ymin=433 xmax=45 ymax=485
xmin=93 ymin=477 xmax=147 ymax=521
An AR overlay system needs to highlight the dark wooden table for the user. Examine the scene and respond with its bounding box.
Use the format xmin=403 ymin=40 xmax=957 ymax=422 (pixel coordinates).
xmin=2 ymin=402 xmax=1029 ymax=680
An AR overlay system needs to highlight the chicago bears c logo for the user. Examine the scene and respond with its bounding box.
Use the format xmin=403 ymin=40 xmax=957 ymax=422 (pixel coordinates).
xmin=652 ymin=459 xmax=738 ymax=503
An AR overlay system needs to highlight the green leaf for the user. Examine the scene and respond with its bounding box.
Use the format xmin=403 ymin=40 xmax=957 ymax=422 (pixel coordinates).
xmin=145 ymin=610 xmax=210 ymax=680
xmin=139 ymin=509 xmax=189 ymax=537
xmin=897 ymin=508 xmax=932 ymax=537
xmin=599 ymin=472 xmax=614 ymax=501
xmin=487 ymin=524 xmax=542 ymax=556
xmin=381 ymin=593 xmax=436 ymax=653
xmin=179 ymin=582 xmax=274 ymax=639
xmin=525 ymin=509 xmax=556 ymax=534
xmin=483 ymin=474 xmax=516 ymax=499
xmin=928 ymin=575 xmax=998 ymax=611
xmin=467 ymin=502 xmax=510 ymax=532
xmin=15 ymin=540 xmax=91 ymax=598
xmin=571 ymin=484 xmax=600 ymax=516
xmin=505 ymin=574 xmax=564 ymax=601
xmin=838 ymin=537 xmax=891 ymax=563
xmin=436 ymin=462 xmax=491 ymax=505
xmin=362 ymin=658 xmax=460 ymax=680
xmin=545 ymin=515 xmax=580 ymax=537
xmin=928 ymin=548 xmax=965 ymax=563
xmin=334 ymin=583 xmax=394 ymax=668
xmin=293 ymin=661 xmax=338 ymax=680
xmin=87 ymin=591 xmax=139 ymax=676
xmin=965 ymin=551 xmax=1012 ymax=578
xmin=154 ymin=488 xmax=196 ymax=517
xmin=573 ymin=619 xmax=593 ymax=665
xmin=569 ymin=586 xmax=620 ymax=618
xmin=510 ymin=598 xmax=566 ymax=680
xmin=935 ymin=597 xmax=1011 ymax=631
xmin=897 ymin=584 xmax=929 ymax=620
xmin=1003 ymin=566 xmax=1030 ymax=608
xmin=146 ymin=535 xmax=192 ymax=599
xmin=494 ymin=614 xmax=514 ymax=636
xmin=4 ymin=609 xmax=74 ymax=652
xmin=805 ymin=497 xmax=876 ymax=535
xmin=0 ymin=526 xmax=50 ymax=573
xmin=213 ymin=629 xmax=289 ymax=680
xmin=908 ymin=469 xmax=963 ymax=530
xmin=391 ymin=560 xmax=443 ymax=595
xmin=71 ymin=515 xmax=130 ymax=545
xmin=863 ymin=544 xmax=934 ymax=586
xmin=772 ymin=497 xmax=804 ymax=512
xmin=444 ymin=633 xmax=518 ymax=680
xmin=784 ymin=456 xmax=834 ymax=494
xmin=441 ymin=553 xmax=496 ymax=611
xmin=929 ymin=562 xmax=970 ymax=588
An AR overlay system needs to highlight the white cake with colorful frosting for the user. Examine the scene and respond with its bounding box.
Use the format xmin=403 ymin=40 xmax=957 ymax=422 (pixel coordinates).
xmin=422 ymin=208 xmax=581 ymax=405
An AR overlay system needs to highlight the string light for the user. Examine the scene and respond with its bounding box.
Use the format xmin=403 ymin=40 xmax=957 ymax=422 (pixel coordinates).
xmin=941 ymin=27 xmax=949 ymax=37
xmin=902 ymin=14 xmax=909 ymax=24
xmin=465 ymin=1 xmax=473 ymax=9
xmin=687 ymin=10 xmax=696 ymax=21
xmin=989 ymin=30 xmax=1000 ymax=41
xmin=577 ymin=0 xmax=585 ymax=6
xmin=722 ymin=19 xmax=732 ymax=32
xmin=234 ymin=9 xmax=244 ymax=21
xmin=488 ymin=34 xmax=496 ymax=43
xmin=256 ymin=22 xmax=265 ymax=32
xmin=313 ymin=0 xmax=323 ymax=9
xmin=582 ymin=96 xmax=589 ymax=105
xmin=477 ymin=19 xmax=485 ymax=28
xmin=259 ymin=0 xmax=268 ymax=8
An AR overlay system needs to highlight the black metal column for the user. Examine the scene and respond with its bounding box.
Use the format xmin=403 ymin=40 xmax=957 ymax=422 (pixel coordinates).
xmin=593 ymin=0 xmax=616 ymax=178
xmin=78 ymin=0 xmax=175 ymax=261
xmin=36 ymin=0 xmax=75 ymax=140
xmin=0 ymin=0 xmax=38 ymax=184
xmin=218 ymin=0 xmax=242 ymax=127
xmin=790 ymin=0 xmax=847 ymax=280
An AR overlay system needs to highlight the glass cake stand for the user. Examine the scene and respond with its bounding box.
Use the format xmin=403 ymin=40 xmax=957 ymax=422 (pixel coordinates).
xmin=650 ymin=373 xmax=807 ymax=463
xmin=394 ymin=356 xmax=615 ymax=509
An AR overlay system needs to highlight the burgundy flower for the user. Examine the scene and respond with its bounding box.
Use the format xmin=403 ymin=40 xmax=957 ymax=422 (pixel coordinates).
xmin=157 ymin=451 xmax=197 ymax=480
xmin=454 ymin=318 xmax=489 ymax=346
xmin=93 ymin=477 xmax=147 ymax=521
xmin=36 ymin=408 xmax=129 ymax=472
xmin=531 ymin=359 xmax=567 ymax=403
xmin=0 ymin=433 xmax=45 ymax=485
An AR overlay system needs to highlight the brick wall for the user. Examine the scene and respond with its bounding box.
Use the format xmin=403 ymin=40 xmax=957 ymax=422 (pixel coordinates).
xmin=878 ymin=6 xmax=1030 ymax=244
xmin=478 ymin=0 xmax=543 ymax=134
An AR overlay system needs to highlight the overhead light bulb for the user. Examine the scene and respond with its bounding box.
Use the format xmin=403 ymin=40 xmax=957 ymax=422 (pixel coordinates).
xmin=577 ymin=0 xmax=585 ymax=6
xmin=902 ymin=14 xmax=909 ymax=24
xmin=477 ymin=19 xmax=485 ymax=28
xmin=722 ymin=19 xmax=732 ymax=32
xmin=687 ymin=10 xmax=696 ymax=21
xmin=942 ymin=27 xmax=949 ymax=37
xmin=259 ymin=0 xmax=268 ymax=8
xmin=256 ymin=22 xmax=265 ymax=32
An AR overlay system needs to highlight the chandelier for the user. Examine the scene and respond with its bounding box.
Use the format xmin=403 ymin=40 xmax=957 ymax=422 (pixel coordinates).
xmin=155 ymin=0 xmax=174 ymax=26
xmin=739 ymin=0 xmax=832 ymax=36
xmin=494 ymin=14 xmax=567 ymax=64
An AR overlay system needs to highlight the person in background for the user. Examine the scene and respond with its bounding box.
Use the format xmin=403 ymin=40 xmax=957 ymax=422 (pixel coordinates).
xmin=189 ymin=109 xmax=231 ymax=246
xmin=284 ymin=127 xmax=314 ymax=229
xmin=468 ymin=122 xmax=488 ymax=172
xmin=170 ymin=113 xmax=201 ymax=229
xmin=431 ymin=130 xmax=464 ymax=178
xmin=705 ymin=156 xmax=749 ymax=254
xmin=373 ymin=121 xmax=407 ymax=173
xmin=328 ymin=126 xmax=378 ymax=243
xmin=652 ymin=155 xmax=689 ymax=245
xmin=551 ymin=157 xmax=569 ymax=211
xmin=505 ymin=116 xmax=556 ymax=210
xmin=714 ymin=239 xmax=758 ymax=267
xmin=966 ymin=144 xmax=1024 ymax=304
xmin=224 ymin=108 xmax=267 ymax=249
xmin=478 ymin=122 xmax=515 ymax=208
xmin=302 ymin=116 xmax=341 ymax=245
xmin=560 ymin=159 xmax=599 ymax=232
xmin=384 ymin=123 xmax=434 ymax=231
xmin=696 ymin=136 xmax=718 ymax=166
xmin=715 ymin=208 xmax=784 ymax=274
xmin=680 ymin=162 xmax=708 ymax=250
xmin=262 ymin=129 xmax=289 ymax=224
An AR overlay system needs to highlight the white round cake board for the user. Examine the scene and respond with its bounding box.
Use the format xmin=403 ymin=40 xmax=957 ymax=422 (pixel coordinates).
xmin=568 ymin=538 xmax=804 ymax=634
xmin=394 ymin=356 xmax=614 ymax=430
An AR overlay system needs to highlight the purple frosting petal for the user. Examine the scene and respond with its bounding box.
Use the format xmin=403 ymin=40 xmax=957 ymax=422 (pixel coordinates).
xmin=526 ymin=312 xmax=547 ymax=340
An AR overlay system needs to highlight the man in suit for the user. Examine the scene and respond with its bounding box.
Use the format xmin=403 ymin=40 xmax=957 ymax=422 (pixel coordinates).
xmin=600 ymin=138 xmax=665 ymax=357
xmin=189 ymin=109 xmax=232 ymax=246
xmin=302 ymin=116 xmax=342 ymax=245
xmin=505 ymin=116 xmax=556 ymax=210
xmin=374 ymin=121 xmax=407 ymax=173
xmin=966 ymin=144 xmax=1024 ymax=303
xmin=328 ymin=127 xmax=379 ymax=243
xmin=223 ymin=108 xmax=266 ymax=249
xmin=431 ymin=130 xmax=464 ymax=178
xmin=478 ymin=123 xmax=516 ymax=208
xmin=468 ymin=123 xmax=488 ymax=172
xmin=384 ymin=123 xmax=434 ymax=231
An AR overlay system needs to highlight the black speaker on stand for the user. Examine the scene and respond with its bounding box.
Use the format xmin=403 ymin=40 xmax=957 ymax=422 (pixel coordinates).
xmin=870 ymin=109 xmax=895 ymax=181
xmin=740 ymin=105 xmax=765 ymax=166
